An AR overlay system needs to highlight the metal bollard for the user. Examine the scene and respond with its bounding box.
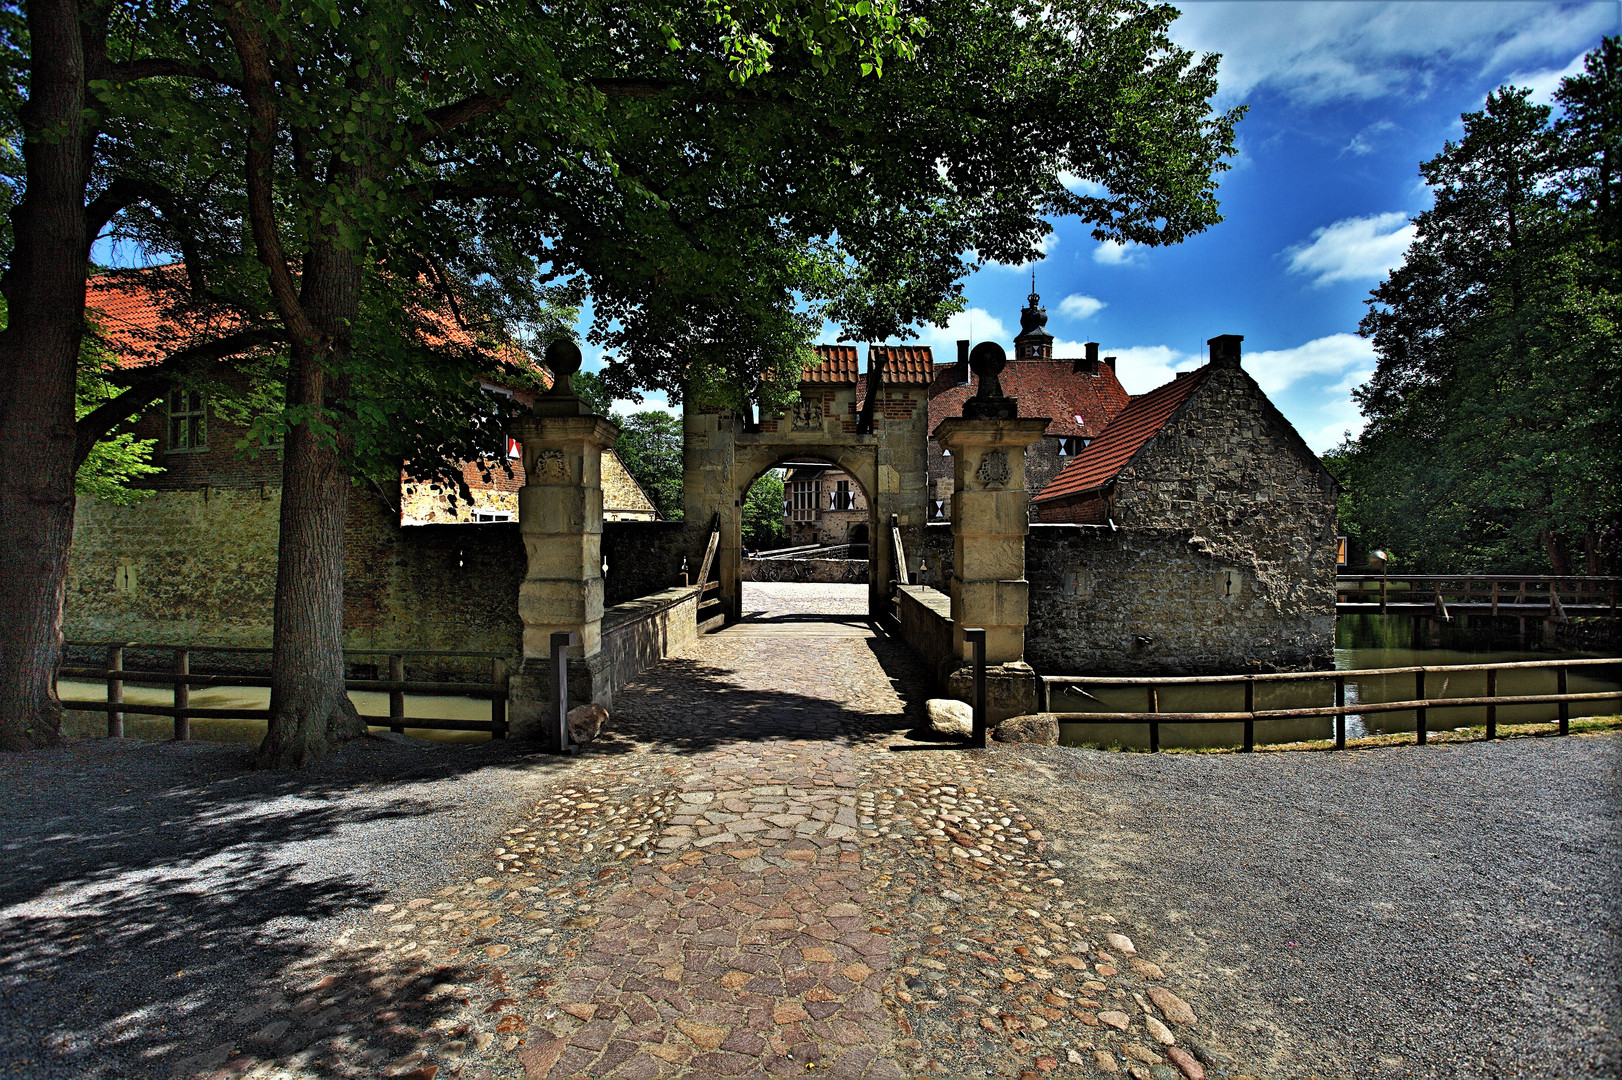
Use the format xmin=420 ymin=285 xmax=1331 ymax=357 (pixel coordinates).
xmin=550 ymin=631 xmax=579 ymax=755
xmin=964 ymin=627 xmax=987 ymax=749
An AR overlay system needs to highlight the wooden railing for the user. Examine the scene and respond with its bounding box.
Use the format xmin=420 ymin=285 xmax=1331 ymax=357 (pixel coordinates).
xmin=1336 ymin=575 xmax=1620 ymax=617
xmin=58 ymin=642 xmax=509 ymax=740
xmin=1040 ymin=657 xmax=1621 ymax=753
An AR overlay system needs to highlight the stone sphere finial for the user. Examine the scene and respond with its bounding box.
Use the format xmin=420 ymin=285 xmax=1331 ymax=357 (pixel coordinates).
xmin=969 ymin=341 xmax=1006 ymax=397
xmin=963 ymin=340 xmax=1017 ymax=418
xmin=544 ymin=339 xmax=583 ymax=395
xmin=969 ymin=341 xmax=1006 ymax=383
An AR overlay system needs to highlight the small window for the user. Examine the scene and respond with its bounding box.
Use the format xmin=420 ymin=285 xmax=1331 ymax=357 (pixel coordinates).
xmin=473 ymin=510 xmax=514 ymax=523
xmin=1057 ymin=436 xmax=1090 ymax=457
xmin=167 ymin=388 xmax=207 ymax=451
xmin=929 ymin=498 xmax=948 ymax=521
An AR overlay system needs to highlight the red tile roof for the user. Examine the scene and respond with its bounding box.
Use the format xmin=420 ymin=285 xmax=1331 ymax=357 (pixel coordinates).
xmin=85 ymin=269 xmax=245 ymax=369
xmin=867 ymin=345 xmax=935 ymax=385
xmin=83 ymin=266 xmax=543 ymax=380
xmin=803 ymin=344 xmax=860 ymax=384
xmin=1035 ymin=368 xmax=1210 ymax=502
xmin=927 ymin=358 xmax=1129 ymax=437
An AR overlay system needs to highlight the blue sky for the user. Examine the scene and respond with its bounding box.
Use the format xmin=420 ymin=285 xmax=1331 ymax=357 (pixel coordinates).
xmin=596 ymin=1 xmax=1617 ymax=451
xmin=902 ymin=0 xmax=1621 ymax=452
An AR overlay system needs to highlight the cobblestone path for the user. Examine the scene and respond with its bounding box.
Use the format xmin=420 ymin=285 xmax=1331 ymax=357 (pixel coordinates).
xmin=201 ymin=617 xmax=1228 ymax=1080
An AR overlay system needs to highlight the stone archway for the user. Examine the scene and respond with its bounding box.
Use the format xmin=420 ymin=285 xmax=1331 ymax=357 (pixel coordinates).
xmin=682 ymin=349 xmax=934 ymax=623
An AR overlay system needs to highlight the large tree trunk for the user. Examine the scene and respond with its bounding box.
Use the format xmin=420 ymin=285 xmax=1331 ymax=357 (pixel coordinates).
xmin=255 ymin=247 xmax=368 ymax=768
xmin=0 ymin=0 xmax=92 ymax=751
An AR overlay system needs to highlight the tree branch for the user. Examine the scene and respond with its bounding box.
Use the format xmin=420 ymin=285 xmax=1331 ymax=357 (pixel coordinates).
xmin=218 ymin=5 xmax=319 ymax=351
xmin=107 ymin=57 xmax=240 ymax=87
xmin=73 ymin=328 xmax=284 ymax=468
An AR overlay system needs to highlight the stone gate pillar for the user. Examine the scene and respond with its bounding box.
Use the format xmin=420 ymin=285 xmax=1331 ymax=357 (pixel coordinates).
xmin=507 ymin=342 xmax=619 ymax=737
xmin=934 ymin=342 xmax=1048 ymax=721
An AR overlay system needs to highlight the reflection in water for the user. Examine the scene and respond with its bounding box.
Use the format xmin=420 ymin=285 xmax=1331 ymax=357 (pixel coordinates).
xmin=1053 ymin=615 xmax=1620 ymax=749
xmin=57 ymin=681 xmax=495 ymax=745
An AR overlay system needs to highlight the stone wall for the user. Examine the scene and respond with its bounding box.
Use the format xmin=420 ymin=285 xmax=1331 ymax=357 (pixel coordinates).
xmin=601 ymin=521 xmax=689 ymax=606
xmin=66 ymin=486 xmax=527 ymax=677
xmin=599 ymin=586 xmax=700 ymax=699
xmin=896 ymin=585 xmax=955 ymax=689
xmin=1022 ymin=524 xmax=1335 ymax=674
xmin=743 ymin=557 xmax=869 ymax=584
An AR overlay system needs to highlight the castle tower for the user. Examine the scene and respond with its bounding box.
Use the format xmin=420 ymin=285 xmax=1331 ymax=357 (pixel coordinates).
xmin=1013 ymin=272 xmax=1054 ymax=360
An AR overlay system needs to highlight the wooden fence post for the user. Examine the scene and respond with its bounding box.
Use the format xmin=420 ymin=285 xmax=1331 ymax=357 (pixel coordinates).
xmin=1485 ymin=668 xmax=1497 ymax=740
xmin=389 ymin=654 xmax=405 ymax=734
xmin=106 ymin=644 xmax=125 ymax=738
xmin=1333 ymin=675 xmax=1345 ymax=750
xmin=173 ymin=648 xmax=190 ymax=741
xmin=1242 ymin=678 xmax=1255 ymax=753
xmin=1148 ymin=687 xmax=1159 ymax=753
xmin=1414 ymin=668 xmax=1426 ymax=745
xmin=1557 ymin=666 xmax=1569 ymax=735
xmin=491 ymin=656 xmax=509 ymax=739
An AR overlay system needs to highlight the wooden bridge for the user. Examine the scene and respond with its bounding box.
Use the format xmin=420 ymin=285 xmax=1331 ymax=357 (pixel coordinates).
xmin=1336 ymin=575 xmax=1619 ymax=621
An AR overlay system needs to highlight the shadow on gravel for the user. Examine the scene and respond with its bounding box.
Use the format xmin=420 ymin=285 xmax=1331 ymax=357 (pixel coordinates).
xmin=0 ymin=738 xmax=554 ymax=1079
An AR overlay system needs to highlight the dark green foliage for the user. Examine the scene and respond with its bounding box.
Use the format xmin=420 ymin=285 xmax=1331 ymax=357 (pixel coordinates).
xmin=743 ymin=471 xmax=786 ymax=549
xmin=612 ymin=410 xmax=684 ymax=520
xmin=1336 ymin=40 xmax=1621 ymax=575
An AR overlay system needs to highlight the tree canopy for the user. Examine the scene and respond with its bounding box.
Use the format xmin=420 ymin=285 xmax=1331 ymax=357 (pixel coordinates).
xmin=1329 ymin=39 xmax=1621 ymax=575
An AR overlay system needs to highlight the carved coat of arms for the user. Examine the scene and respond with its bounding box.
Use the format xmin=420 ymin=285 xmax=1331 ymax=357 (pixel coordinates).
xmin=976 ymin=449 xmax=1010 ymax=489
xmin=791 ymin=397 xmax=823 ymax=431
xmin=528 ymin=447 xmax=569 ymax=483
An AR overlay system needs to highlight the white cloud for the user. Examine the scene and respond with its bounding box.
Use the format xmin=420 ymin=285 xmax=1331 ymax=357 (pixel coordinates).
xmin=1301 ymin=395 xmax=1370 ymax=455
xmin=1168 ymin=1 xmax=1617 ymax=106
xmin=1339 ymin=120 xmax=1396 ymax=157
xmin=1284 ymin=212 xmax=1416 ymax=286
xmin=1244 ymin=333 xmax=1375 ymax=396
xmin=1506 ymin=49 xmax=1591 ymax=105
xmin=1058 ymin=172 xmax=1107 ymax=196
xmin=1057 ymin=294 xmax=1106 ymax=321
xmin=1049 ymin=341 xmax=1202 ymax=395
xmin=610 ymin=389 xmax=682 ymax=418
xmin=1093 ymin=240 xmax=1144 ymax=267
xmin=909 ymin=308 xmax=1012 ymax=353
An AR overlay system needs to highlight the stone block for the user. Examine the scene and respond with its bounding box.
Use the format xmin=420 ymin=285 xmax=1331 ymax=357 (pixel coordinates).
xmin=567 ymin=702 xmax=608 ymax=743
xmin=954 ymin=579 xmax=1028 ymax=627
xmin=992 ymin=713 xmax=1060 ymax=746
xmin=518 ymin=486 xmax=601 ymax=535
xmin=953 ymin=489 xmax=1032 ymax=537
xmin=945 ymin=661 xmax=1039 ymax=723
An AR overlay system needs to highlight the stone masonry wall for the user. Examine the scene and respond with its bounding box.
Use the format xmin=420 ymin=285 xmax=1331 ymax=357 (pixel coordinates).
xmin=601 ymin=521 xmax=689 ymax=606
xmin=1023 ymin=525 xmax=1334 ymax=674
xmin=65 ymin=486 xmax=529 ymax=676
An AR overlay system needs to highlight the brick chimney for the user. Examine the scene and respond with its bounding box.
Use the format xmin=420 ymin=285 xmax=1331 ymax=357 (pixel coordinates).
xmin=1104 ymin=355 xmax=1117 ymax=374
xmin=1073 ymin=341 xmax=1099 ymax=376
xmin=1208 ymin=334 xmax=1243 ymax=370
xmin=955 ymin=339 xmax=970 ymax=386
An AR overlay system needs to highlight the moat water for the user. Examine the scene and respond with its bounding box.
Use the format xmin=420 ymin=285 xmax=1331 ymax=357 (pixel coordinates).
xmin=1050 ymin=613 xmax=1620 ymax=749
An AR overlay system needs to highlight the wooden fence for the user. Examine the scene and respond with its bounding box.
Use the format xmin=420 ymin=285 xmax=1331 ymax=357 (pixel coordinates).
xmin=1336 ymin=575 xmax=1620 ymax=617
xmin=1040 ymin=657 xmax=1622 ymax=753
xmin=58 ymin=641 xmax=509 ymax=740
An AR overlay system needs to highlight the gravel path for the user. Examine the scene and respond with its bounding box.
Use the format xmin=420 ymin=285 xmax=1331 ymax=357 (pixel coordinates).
xmin=1008 ymin=734 xmax=1622 ymax=1079
xmin=0 ymin=735 xmax=572 ymax=1080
